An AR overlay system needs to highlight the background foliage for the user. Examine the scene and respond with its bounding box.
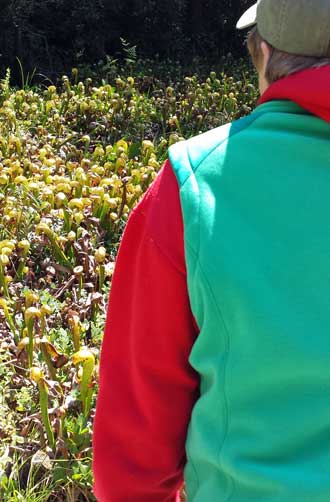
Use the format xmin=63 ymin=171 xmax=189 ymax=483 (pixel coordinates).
xmin=0 ymin=0 xmax=252 ymax=78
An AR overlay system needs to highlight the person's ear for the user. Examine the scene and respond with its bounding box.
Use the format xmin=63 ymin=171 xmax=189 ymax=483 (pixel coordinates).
xmin=260 ymin=41 xmax=271 ymax=75
xmin=258 ymin=40 xmax=272 ymax=95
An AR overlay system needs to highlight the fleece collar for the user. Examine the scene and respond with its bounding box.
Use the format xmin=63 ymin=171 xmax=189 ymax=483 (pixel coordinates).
xmin=258 ymin=65 xmax=330 ymax=123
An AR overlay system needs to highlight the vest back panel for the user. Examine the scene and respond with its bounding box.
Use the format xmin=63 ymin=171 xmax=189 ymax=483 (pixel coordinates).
xmin=169 ymin=101 xmax=330 ymax=502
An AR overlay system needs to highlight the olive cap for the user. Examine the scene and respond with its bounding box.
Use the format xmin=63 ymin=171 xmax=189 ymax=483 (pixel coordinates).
xmin=236 ymin=0 xmax=330 ymax=57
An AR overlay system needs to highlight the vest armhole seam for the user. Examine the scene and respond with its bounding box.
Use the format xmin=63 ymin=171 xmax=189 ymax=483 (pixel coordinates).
xmin=184 ymin=245 xmax=236 ymax=500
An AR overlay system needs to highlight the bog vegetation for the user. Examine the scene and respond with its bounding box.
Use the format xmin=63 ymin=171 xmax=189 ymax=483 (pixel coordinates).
xmin=0 ymin=60 xmax=258 ymax=501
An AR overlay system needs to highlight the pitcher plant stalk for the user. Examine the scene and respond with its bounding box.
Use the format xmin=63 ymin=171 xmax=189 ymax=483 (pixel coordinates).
xmin=25 ymin=307 xmax=41 ymax=367
xmin=72 ymin=347 xmax=95 ymax=416
xmin=67 ymin=310 xmax=81 ymax=352
xmin=0 ymin=257 xmax=10 ymax=298
xmin=95 ymin=247 xmax=106 ymax=292
xmin=0 ymin=298 xmax=18 ymax=344
xmin=16 ymin=239 xmax=30 ymax=280
xmin=30 ymin=367 xmax=55 ymax=450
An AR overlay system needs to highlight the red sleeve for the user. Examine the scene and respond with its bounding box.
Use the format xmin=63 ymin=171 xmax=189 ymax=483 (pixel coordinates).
xmin=92 ymin=160 xmax=200 ymax=502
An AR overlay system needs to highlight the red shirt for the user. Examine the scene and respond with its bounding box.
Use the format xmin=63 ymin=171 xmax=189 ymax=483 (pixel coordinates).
xmin=92 ymin=159 xmax=200 ymax=502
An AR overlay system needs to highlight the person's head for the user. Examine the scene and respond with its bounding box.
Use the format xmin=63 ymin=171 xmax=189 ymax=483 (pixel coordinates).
xmin=237 ymin=0 xmax=330 ymax=95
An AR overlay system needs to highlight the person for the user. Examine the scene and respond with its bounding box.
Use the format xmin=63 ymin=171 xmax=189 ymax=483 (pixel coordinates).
xmin=92 ymin=0 xmax=330 ymax=500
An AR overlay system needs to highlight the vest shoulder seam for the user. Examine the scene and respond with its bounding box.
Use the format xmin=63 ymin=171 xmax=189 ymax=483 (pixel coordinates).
xmin=181 ymin=112 xmax=264 ymax=187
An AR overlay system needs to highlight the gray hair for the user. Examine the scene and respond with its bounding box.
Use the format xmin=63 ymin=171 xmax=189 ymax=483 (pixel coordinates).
xmin=247 ymin=26 xmax=330 ymax=84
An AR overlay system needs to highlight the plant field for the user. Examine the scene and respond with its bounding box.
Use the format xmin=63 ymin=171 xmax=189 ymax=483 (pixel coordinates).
xmin=0 ymin=63 xmax=258 ymax=501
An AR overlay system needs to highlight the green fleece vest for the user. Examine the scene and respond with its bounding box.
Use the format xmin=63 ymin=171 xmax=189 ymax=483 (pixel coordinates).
xmin=168 ymin=100 xmax=330 ymax=502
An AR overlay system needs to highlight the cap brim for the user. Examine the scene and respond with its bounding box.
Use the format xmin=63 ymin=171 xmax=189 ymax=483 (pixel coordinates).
xmin=236 ymin=3 xmax=257 ymax=30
